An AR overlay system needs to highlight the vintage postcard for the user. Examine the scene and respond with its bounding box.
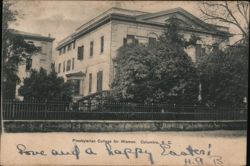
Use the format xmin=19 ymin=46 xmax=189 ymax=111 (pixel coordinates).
xmin=1 ymin=1 xmax=248 ymax=166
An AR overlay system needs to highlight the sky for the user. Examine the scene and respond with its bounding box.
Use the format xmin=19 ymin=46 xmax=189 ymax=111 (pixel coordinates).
xmin=10 ymin=1 xmax=202 ymax=47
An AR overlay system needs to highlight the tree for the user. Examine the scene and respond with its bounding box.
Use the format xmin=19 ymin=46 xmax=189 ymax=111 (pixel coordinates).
xmin=198 ymin=43 xmax=248 ymax=106
xmin=19 ymin=68 xmax=73 ymax=101
xmin=111 ymin=44 xmax=156 ymax=103
xmin=111 ymin=19 xmax=199 ymax=104
xmin=2 ymin=1 xmax=40 ymax=99
xmin=199 ymin=1 xmax=249 ymax=44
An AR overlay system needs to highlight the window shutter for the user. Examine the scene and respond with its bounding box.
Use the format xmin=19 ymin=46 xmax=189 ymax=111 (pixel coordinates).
xmin=66 ymin=60 xmax=71 ymax=71
xmin=100 ymin=36 xmax=104 ymax=53
xmin=77 ymin=46 xmax=84 ymax=60
xmin=89 ymin=73 xmax=92 ymax=93
xmin=72 ymin=58 xmax=75 ymax=70
xmin=77 ymin=47 xmax=81 ymax=59
xmin=97 ymin=71 xmax=103 ymax=92
xmin=63 ymin=61 xmax=65 ymax=72
xmin=90 ymin=41 xmax=94 ymax=57
xmin=58 ymin=63 xmax=61 ymax=73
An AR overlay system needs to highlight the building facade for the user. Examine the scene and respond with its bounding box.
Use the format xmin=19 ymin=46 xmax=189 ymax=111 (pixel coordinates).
xmin=55 ymin=7 xmax=230 ymax=99
xmin=12 ymin=30 xmax=55 ymax=100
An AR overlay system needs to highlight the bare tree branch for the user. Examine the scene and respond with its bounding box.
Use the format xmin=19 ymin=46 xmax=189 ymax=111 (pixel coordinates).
xmin=225 ymin=1 xmax=248 ymax=37
xmin=199 ymin=1 xmax=249 ymax=41
xmin=200 ymin=7 xmax=239 ymax=26
xmin=238 ymin=1 xmax=249 ymax=25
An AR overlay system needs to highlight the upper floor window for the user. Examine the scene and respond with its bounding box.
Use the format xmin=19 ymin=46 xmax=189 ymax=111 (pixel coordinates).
xmin=73 ymin=41 xmax=75 ymax=49
xmin=63 ymin=61 xmax=65 ymax=72
xmin=37 ymin=46 xmax=42 ymax=53
xmin=40 ymin=59 xmax=46 ymax=63
xmin=148 ymin=37 xmax=156 ymax=47
xmin=66 ymin=59 xmax=71 ymax=71
xmin=58 ymin=63 xmax=61 ymax=73
xmin=97 ymin=71 xmax=103 ymax=92
xmin=63 ymin=47 xmax=66 ymax=54
xmin=68 ymin=43 xmax=72 ymax=51
xmin=123 ymin=35 xmax=138 ymax=45
xmin=90 ymin=41 xmax=94 ymax=57
xmin=100 ymin=36 xmax=104 ymax=53
xmin=77 ymin=45 xmax=84 ymax=60
xmin=59 ymin=49 xmax=62 ymax=55
xmin=72 ymin=58 xmax=75 ymax=70
xmin=26 ymin=58 xmax=32 ymax=71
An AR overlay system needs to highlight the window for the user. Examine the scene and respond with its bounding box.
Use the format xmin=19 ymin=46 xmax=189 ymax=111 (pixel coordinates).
xmin=40 ymin=59 xmax=46 ymax=62
xmin=90 ymin=41 xmax=94 ymax=57
xmin=148 ymin=37 xmax=156 ymax=46
xmin=77 ymin=46 xmax=84 ymax=60
xmin=100 ymin=36 xmax=104 ymax=53
xmin=195 ymin=44 xmax=202 ymax=58
xmin=97 ymin=71 xmax=103 ymax=92
xmin=73 ymin=41 xmax=75 ymax=49
xmin=63 ymin=61 xmax=65 ymax=72
xmin=66 ymin=59 xmax=71 ymax=71
xmin=72 ymin=58 xmax=75 ymax=70
xmin=89 ymin=73 xmax=92 ymax=93
xmin=63 ymin=47 xmax=66 ymax=53
xmin=123 ymin=35 xmax=138 ymax=45
xmin=37 ymin=46 xmax=42 ymax=50
xmin=58 ymin=63 xmax=61 ymax=73
xmin=26 ymin=58 xmax=32 ymax=71
xmin=51 ymin=63 xmax=55 ymax=71
xmin=59 ymin=49 xmax=62 ymax=55
xmin=67 ymin=79 xmax=81 ymax=96
xmin=127 ymin=35 xmax=135 ymax=44
xmin=71 ymin=79 xmax=80 ymax=95
xmin=68 ymin=43 xmax=71 ymax=51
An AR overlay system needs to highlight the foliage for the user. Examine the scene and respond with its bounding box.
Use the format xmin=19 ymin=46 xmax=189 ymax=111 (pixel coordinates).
xmin=111 ymin=19 xmax=199 ymax=104
xmin=198 ymin=44 xmax=248 ymax=106
xmin=2 ymin=1 xmax=40 ymax=99
xmin=19 ymin=68 xmax=73 ymax=101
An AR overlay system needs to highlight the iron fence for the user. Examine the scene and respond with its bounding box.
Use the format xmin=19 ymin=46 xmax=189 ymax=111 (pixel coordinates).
xmin=2 ymin=100 xmax=247 ymax=120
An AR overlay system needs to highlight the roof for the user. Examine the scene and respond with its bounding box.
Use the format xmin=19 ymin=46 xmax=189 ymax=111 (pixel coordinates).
xmin=57 ymin=7 xmax=149 ymax=48
xmin=75 ymin=7 xmax=149 ymax=32
xmin=10 ymin=29 xmax=55 ymax=42
xmin=56 ymin=7 xmax=231 ymax=49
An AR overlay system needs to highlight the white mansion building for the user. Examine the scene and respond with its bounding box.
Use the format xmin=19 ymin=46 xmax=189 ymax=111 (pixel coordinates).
xmin=12 ymin=30 xmax=55 ymax=100
xmin=54 ymin=7 xmax=231 ymax=99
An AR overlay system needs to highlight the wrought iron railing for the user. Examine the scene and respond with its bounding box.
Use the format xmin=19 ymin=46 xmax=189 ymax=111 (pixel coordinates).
xmin=2 ymin=100 xmax=247 ymax=120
